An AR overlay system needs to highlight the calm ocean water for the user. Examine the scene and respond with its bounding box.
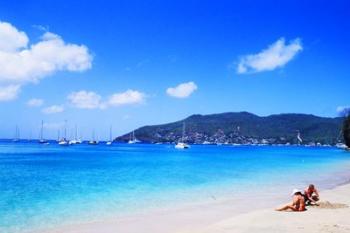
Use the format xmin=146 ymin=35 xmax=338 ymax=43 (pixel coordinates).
xmin=0 ymin=141 xmax=349 ymax=232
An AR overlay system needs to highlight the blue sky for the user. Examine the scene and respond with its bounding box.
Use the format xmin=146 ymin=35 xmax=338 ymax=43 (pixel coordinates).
xmin=0 ymin=0 xmax=349 ymax=140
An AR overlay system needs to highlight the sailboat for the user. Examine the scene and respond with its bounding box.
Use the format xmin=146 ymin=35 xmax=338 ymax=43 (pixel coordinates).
xmin=38 ymin=120 xmax=49 ymax=144
xmin=56 ymin=130 xmax=60 ymax=143
xmin=297 ymin=130 xmax=303 ymax=145
xmin=58 ymin=120 xmax=69 ymax=146
xmin=13 ymin=125 xmax=20 ymax=142
xmin=175 ymin=122 xmax=190 ymax=149
xmin=88 ymin=130 xmax=98 ymax=145
xmin=69 ymin=124 xmax=81 ymax=145
xmin=128 ymin=130 xmax=139 ymax=144
xmin=106 ymin=125 xmax=113 ymax=145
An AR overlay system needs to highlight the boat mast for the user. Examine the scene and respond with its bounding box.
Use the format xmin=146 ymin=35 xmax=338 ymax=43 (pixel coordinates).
xmin=29 ymin=129 xmax=32 ymax=141
xmin=109 ymin=125 xmax=112 ymax=142
xmin=182 ymin=122 xmax=185 ymax=142
xmin=75 ymin=124 xmax=78 ymax=141
xmin=14 ymin=125 xmax=19 ymax=140
xmin=40 ymin=120 xmax=44 ymax=141
xmin=64 ymin=120 xmax=67 ymax=140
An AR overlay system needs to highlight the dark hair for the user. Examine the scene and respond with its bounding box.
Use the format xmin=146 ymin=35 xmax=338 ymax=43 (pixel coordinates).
xmin=295 ymin=191 xmax=302 ymax=195
xmin=309 ymin=184 xmax=315 ymax=189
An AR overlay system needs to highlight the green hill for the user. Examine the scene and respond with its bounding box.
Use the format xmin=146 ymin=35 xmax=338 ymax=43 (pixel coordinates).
xmin=343 ymin=116 xmax=350 ymax=147
xmin=116 ymin=112 xmax=343 ymax=145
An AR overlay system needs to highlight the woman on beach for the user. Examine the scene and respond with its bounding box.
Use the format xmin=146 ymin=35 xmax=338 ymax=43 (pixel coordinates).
xmin=275 ymin=189 xmax=306 ymax=212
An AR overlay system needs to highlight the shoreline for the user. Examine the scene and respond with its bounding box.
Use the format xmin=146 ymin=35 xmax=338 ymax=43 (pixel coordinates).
xmin=1 ymin=145 xmax=347 ymax=233
xmin=184 ymin=183 xmax=350 ymax=233
xmin=40 ymin=178 xmax=350 ymax=233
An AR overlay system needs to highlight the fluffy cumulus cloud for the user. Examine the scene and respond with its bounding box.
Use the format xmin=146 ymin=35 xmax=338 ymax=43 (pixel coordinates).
xmin=67 ymin=89 xmax=145 ymax=109
xmin=337 ymin=106 xmax=350 ymax=117
xmin=0 ymin=21 xmax=28 ymax=52
xmin=42 ymin=105 xmax=64 ymax=114
xmin=27 ymin=98 xmax=44 ymax=107
xmin=108 ymin=89 xmax=145 ymax=106
xmin=166 ymin=81 xmax=198 ymax=98
xmin=237 ymin=38 xmax=303 ymax=74
xmin=0 ymin=85 xmax=21 ymax=101
xmin=0 ymin=21 xmax=92 ymax=101
xmin=67 ymin=91 xmax=102 ymax=109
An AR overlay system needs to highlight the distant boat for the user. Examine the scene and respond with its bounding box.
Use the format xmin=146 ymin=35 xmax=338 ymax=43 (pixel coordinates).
xmin=175 ymin=122 xmax=190 ymax=149
xmin=38 ymin=120 xmax=49 ymax=144
xmin=58 ymin=139 xmax=69 ymax=146
xmin=106 ymin=125 xmax=113 ymax=145
xmin=175 ymin=142 xmax=190 ymax=149
xmin=69 ymin=124 xmax=82 ymax=145
xmin=128 ymin=131 xmax=139 ymax=144
xmin=88 ymin=140 xmax=98 ymax=145
xmin=56 ymin=130 xmax=60 ymax=142
xmin=59 ymin=120 xmax=69 ymax=146
xmin=297 ymin=130 xmax=303 ymax=144
xmin=335 ymin=143 xmax=347 ymax=149
xmin=13 ymin=125 xmax=20 ymax=142
xmin=88 ymin=130 xmax=99 ymax=145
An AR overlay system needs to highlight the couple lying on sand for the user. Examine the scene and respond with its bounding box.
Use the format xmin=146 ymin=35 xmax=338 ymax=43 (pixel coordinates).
xmin=276 ymin=184 xmax=320 ymax=211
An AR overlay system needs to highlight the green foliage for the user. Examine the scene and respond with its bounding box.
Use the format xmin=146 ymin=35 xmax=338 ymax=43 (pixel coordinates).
xmin=343 ymin=116 xmax=350 ymax=147
xmin=116 ymin=112 xmax=343 ymax=144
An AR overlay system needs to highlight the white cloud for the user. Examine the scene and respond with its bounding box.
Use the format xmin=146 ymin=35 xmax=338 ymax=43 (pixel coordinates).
xmin=108 ymin=89 xmax=145 ymax=106
xmin=27 ymin=98 xmax=44 ymax=107
xmin=337 ymin=106 xmax=350 ymax=117
xmin=0 ymin=22 xmax=28 ymax=52
xmin=42 ymin=105 xmax=64 ymax=114
xmin=67 ymin=89 xmax=146 ymax=109
xmin=237 ymin=38 xmax=303 ymax=74
xmin=0 ymin=85 xmax=21 ymax=101
xmin=67 ymin=90 xmax=102 ymax=109
xmin=166 ymin=81 xmax=198 ymax=98
xmin=0 ymin=21 xmax=92 ymax=101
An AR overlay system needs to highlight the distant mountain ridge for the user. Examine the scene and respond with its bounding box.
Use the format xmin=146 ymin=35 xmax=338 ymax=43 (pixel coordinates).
xmin=116 ymin=112 xmax=343 ymax=145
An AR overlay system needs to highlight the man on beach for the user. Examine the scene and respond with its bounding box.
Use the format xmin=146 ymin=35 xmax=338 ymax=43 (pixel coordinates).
xmin=304 ymin=184 xmax=320 ymax=205
xmin=275 ymin=189 xmax=306 ymax=212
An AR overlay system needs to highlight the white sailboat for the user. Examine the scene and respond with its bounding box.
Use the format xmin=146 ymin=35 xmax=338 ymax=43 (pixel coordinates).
xmin=106 ymin=125 xmax=113 ymax=145
xmin=175 ymin=122 xmax=190 ymax=149
xmin=56 ymin=130 xmax=60 ymax=143
xmin=88 ymin=130 xmax=99 ymax=145
xmin=58 ymin=120 xmax=69 ymax=146
xmin=297 ymin=130 xmax=303 ymax=145
xmin=38 ymin=120 xmax=49 ymax=144
xmin=69 ymin=124 xmax=81 ymax=145
xmin=128 ymin=130 xmax=139 ymax=144
xmin=13 ymin=125 xmax=20 ymax=142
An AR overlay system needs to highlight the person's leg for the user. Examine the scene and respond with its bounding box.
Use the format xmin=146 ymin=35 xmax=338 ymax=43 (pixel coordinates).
xmin=303 ymin=194 xmax=310 ymax=205
xmin=275 ymin=204 xmax=296 ymax=211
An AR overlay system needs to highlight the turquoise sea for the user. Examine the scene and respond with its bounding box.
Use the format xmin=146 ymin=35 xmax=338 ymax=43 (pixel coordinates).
xmin=0 ymin=141 xmax=350 ymax=232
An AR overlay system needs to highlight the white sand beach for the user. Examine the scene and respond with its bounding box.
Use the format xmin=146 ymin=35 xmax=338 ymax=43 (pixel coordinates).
xmin=184 ymin=184 xmax=350 ymax=233
xmin=43 ymin=182 xmax=350 ymax=233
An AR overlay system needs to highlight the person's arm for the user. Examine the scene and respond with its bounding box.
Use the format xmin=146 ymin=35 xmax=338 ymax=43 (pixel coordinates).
xmin=314 ymin=189 xmax=319 ymax=197
xmin=275 ymin=203 xmax=296 ymax=211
